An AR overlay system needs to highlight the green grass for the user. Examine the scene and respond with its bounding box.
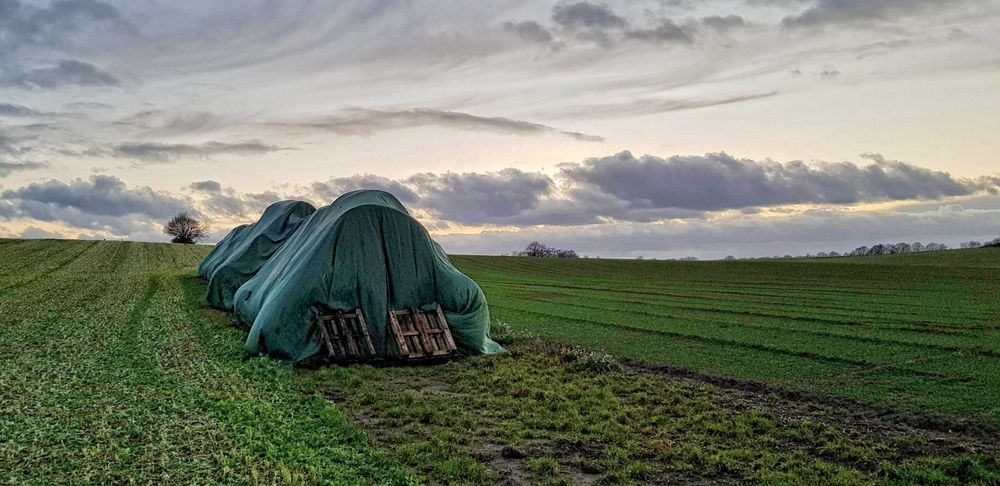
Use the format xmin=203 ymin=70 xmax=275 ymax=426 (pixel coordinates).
xmin=450 ymin=249 xmax=1000 ymax=427
xmin=309 ymin=338 xmax=1000 ymax=485
xmin=0 ymin=239 xmax=415 ymax=485
xmin=2 ymin=239 xmax=999 ymax=484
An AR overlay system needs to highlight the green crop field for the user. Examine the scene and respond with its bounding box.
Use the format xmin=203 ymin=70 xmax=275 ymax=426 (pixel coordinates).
xmin=452 ymin=249 xmax=1000 ymax=427
xmin=2 ymin=239 xmax=999 ymax=485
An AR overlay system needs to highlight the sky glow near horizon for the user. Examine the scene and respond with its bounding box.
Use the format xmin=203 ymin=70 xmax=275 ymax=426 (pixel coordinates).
xmin=1 ymin=0 xmax=999 ymax=258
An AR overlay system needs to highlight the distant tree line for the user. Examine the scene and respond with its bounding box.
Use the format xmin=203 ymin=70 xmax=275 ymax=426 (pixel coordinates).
xmin=513 ymin=234 xmax=999 ymax=261
xmin=760 ymin=241 xmax=949 ymax=259
xmin=846 ymin=241 xmax=948 ymax=256
xmin=514 ymin=241 xmax=579 ymax=258
xmin=961 ymin=237 xmax=1000 ymax=249
xmin=744 ymin=235 xmax=999 ymax=260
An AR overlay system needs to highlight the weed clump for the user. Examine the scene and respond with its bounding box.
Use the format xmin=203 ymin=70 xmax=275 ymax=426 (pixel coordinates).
xmin=568 ymin=348 xmax=622 ymax=373
xmin=490 ymin=319 xmax=537 ymax=345
xmin=526 ymin=341 xmax=623 ymax=373
xmin=527 ymin=457 xmax=559 ymax=476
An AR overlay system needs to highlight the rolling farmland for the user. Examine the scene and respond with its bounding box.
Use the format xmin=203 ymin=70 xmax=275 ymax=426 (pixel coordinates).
xmin=2 ymin=239 xmax=999 ymax=484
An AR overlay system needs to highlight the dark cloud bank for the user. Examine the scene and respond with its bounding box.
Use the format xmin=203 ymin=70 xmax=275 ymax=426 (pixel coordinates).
xmin=2 ymin=151 xmax=997 ymax=250
xmin=272 ymin=151 xmax=999 ymax=227
xmin=0 ymin=175 xmax=190 ymax=234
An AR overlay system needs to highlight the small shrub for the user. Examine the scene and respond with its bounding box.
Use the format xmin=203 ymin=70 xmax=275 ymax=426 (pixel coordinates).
xmin=527 ymin=341 xmax=622 ymax=373
xmin=490 ymin=319 xmax=515 ymax=343
xmin=569 ymin=348 xmax=622 ymax=373
xmin=490 ymin=319 xmax=537 ymax=345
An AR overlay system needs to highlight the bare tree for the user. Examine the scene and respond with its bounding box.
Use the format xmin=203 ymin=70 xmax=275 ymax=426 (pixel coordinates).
xmin=164 ymin=212 xmax=208 ymax=244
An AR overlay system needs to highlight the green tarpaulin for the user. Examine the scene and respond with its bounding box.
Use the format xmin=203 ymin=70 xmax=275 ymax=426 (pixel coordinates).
xmin=205 ymin=200 xmax=315 ymax=310
xmin=231 ymin=190 xmax=503 ymax=363
xmin=198 ymin=224 xmax=249 ymax=279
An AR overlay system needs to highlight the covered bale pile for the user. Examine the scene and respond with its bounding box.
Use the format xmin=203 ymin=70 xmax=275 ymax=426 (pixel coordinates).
xmin=198 ymin=223 xmax=249 ymax=280
xmin=202 ymin=190 xmax=502 ymax=364
xmin=204 ymin=200 xmax=316 ymax=310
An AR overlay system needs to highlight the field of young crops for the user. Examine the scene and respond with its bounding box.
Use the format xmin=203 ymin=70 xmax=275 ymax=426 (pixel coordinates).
xmin=454 ymin=250 xmax=1000 ymax=427
xmin=2 ymin=239 xmax=998 ymax=484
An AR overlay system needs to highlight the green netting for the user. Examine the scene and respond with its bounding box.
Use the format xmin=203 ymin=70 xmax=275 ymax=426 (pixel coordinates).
xmin=205 ymin=200 xmax=316 ymax=310
xmin=232 ymin=190 xmax=503 ymax=363
xmin=198 ymin=224 xmax=249 ymax=279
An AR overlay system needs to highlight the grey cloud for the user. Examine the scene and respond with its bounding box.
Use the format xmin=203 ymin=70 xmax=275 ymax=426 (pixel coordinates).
xmin=552 ymin=2 xmax=627 ymax=30
xmin=0 ymin=128 xmax=48 ymax=176
xmin=4 ymin=60 xmax=120 ymax=89
xmin=0 ymin=160 xmax=48 ymax=176
xmin=1 ymin=174 xmax=189 ymax=219
xmin=190 ymin=180 xmax=222 ymax=193
xmin=194 ymin=152 xmax=998 ymax=228
xmin=701 ymin=14 xmax=746 ymax=31
xmin=65 ymin=101 xmax=114 ymax=110
xmin=184 ymin=180 xmax=308 ymax=220
xmin=299 ymin=169 xmax=611 ymax=227
xmin=559 ymin=92 xmax=779 ymax=118
xmin=781 ymin=0 xmax=976 ymax=29
xmin=201 ymin=192 xmax=250 ymax=218
xmin=503 ymin=20 xmax=555 ymax=44
xmin=274 ymin=107 xmax=603 ymax=142
xmin=0 ymin=132 xmax=21 ymax=155
xmin=8 ymin=152 xmax=999 ymax=243
xmin=115 ymin=111 xmax=227 ymax=137
xmin=744 ymin=0 xmax=810 ymax=7
xmin=562 ymin=131 xmax=604 ymax=142
xmin=625 ymin=19 xmax=692 ymax=44
xmin=0 ymin=103 xmax=42 ymax=117
xmin=311 ymin=174 xmax=419 ymax=204
xmin=150 ymin=112 xmax=224 ymax=137
xmin=112 ymin=140 xmax=291 ymax=163
xmin=239 ymin=190 xmax=290 ymax=214
xmin=647 ymin=92 xmax=779 ymax=113
xmin=202 ymin=190 xmax=285 ymax=220
xmin=0 ymin=174 xmax=191 ymax=234
xmin=560 ymin=151 xmax=994 ymax=212
xmin=509 ymin=3 xmax=698 ymax=49
xmin=0 ymin=0 xmax=136 ymax=52
xmin=406 ymin=169 xmax=555 ymax=225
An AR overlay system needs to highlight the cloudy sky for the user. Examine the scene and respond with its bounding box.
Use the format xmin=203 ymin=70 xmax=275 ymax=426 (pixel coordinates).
xmin=1 ymin=0 xmax=999 ymax=258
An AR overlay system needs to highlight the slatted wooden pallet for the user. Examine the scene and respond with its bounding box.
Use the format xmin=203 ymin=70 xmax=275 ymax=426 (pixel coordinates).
xmin=388 ymin=306 xmax=458 ymax=359
xmin=315 ymin=309 xmax=377 ymax=362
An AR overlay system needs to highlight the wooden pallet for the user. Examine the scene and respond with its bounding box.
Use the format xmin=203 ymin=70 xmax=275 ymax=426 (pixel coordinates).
xmin=388 ymin=306 xmax=458 ymax=359
xmin=315 ymin=309 xmax=377 ymax=362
